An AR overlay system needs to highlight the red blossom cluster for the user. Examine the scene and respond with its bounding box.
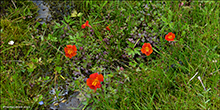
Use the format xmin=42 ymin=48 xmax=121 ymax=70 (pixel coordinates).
xmin=64 ymin=20 xmax=176 ymax=92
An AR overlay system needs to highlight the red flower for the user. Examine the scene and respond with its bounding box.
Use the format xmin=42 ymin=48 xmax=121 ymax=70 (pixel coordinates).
xmin=165 ymin=32 xmax=175 ymax=41
xmin=86 ymin=73 xmax=104 ymax=91
xmin=81 ymin=20 xmax=92 ymax=29
xmin=64 ymin=45 xmax=77 ymax=58
xmin=141 ymin=43 xmax=153 ymax=56
xmin=106 ymin=25 xmax=110 ymax=32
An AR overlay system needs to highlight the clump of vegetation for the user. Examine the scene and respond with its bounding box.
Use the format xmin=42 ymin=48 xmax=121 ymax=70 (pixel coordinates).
xmin=1 ymin=0 xmax=219 ymax=109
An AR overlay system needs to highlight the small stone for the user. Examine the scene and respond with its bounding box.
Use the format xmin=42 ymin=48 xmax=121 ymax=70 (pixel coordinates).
xmin=8 ymin=41 xmax=14 ymax=45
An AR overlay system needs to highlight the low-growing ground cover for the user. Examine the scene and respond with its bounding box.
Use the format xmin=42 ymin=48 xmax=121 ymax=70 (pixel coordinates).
xmin=1 ymin=0 xmax=219 ymax=109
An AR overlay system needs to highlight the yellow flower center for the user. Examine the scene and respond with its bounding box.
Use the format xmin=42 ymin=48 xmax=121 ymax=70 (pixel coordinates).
xmin=168 ymin=35 xmax=173 ymax=39
xmin=92 ymin=78 xmax=99 ymax=86
xmin=68 ymin=48 xmax=73 ymax=54
xmin=145 ymin=47 xmax=149 ymax=52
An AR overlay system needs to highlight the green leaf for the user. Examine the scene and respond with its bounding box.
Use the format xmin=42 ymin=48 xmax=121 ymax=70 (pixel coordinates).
xmin=69 ymin=21 xmax=75 ymax=25
xmin=77 ymin=12 xmax=83 ymax=17
xmin=38 ymin=77 xmax=42 ymax=81
xmin=82 ymin=101 xmax=88 ymax=105
xmin=48 ymin=34 xmax=52 ymax=40
xmin=180 ymin=38 xmax=184 ymax=44
xmin=169 ymin=22 xmax=174 ymax=29
xmin=55 ymin=66 xmax=62 ymax=73
xmin=125 ymin=47 xmax=131 ymax=52
xmin=55 ymin=22 xmax=61 ymax=27
xmin=139 ymin=63 xmax=144 ymax=68
xmin=75 ymin=80 xmax=80 ymax=86
xmin=127 ymin=42 xmax=134 ymax=48
xmin=182 ymin=31 xmax=186 ymax=36
xmin=127 ymin=49 xmax=134 ymax=57
xmin=55 ymin=90 xmax=60 ymax=96
xmin=194 ymin=23 xmax=198 ymax=27
xmin=123 ymin=74 xmax=130 ymax=82
xmin=35 ymin=22 xmax=40 ymax=28
xmin=69 ymin=35 xmax=74 ymax=40
xmin=107 ymin=74 xmax=113 ymax=78
xmin=126 ymin=16 xmax=130 ymax=22
xmin=39 ymin=95 xmax=43 ymax=101
xmin=42 ymin=23 xmax=47 ymax=29
xmin=33 ymin=97 xmax=38 ymax=102
xmin=31 ymin=58 xmax=38 ymax=63
xmin=76 ymin=32 xmax=79 ymax=38
xmin=134 ymin=47 xmax=141 ymax=55
xmin=129 ymin=61 xmax=137 ymax=67
xmin=161 ymin=16 xmax=167 ymax=23
xmin=45 ymin=76 xmax=50 ymax=80
xmin=28 ymin=68 xmax=34 ymax=73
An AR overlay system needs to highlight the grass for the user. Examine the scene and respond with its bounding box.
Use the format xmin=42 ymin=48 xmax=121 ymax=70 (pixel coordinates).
xmin=1 ymin=0 xmax=219 ymax=109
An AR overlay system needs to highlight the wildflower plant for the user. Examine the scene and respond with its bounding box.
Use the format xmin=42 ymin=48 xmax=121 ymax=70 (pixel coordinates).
xmin=1 ymin=0 xmax=219 ymax=110
xmin=64 ymin=45 xmax=77 ymax=58
xmin=165 ymin=32 xmax=175 ymax=41
xmin=141 ymin=43 xmax=153 ymax=56
xmin=81 ymin=20 xmax=92 ymax=29
xmin=86 ymin=73 xmax=104 ymax=92
xmin=106 ymin=25 xmax=111 ymax=32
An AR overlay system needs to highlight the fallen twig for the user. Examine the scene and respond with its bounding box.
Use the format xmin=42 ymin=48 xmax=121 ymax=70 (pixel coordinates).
xmin=198 ymin=76 xmax=206 ymax=91
xmin=11 ymin=0 xmax=17 ymax=9
xmin=188 ymin=72 xmax=198 ymax=84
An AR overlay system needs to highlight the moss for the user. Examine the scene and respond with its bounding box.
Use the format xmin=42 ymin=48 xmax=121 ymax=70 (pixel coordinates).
xmin=1 ymin=1 xmax=38 ymax=42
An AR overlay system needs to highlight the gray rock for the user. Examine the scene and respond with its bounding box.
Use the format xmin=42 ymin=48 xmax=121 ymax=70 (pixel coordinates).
xmin=32 ymin=0 xmax=52 ymax=24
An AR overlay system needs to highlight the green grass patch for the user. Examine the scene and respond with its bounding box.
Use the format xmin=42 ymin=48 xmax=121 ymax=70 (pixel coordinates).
xmin=1 ymin=0 xmax=219 ymax=109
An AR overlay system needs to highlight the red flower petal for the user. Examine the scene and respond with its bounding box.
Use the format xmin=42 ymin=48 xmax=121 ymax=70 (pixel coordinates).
xmin=64 ymin=45 xmax=77 ymax=58
xmin=106 ymin=25 xmax=110 ymax=32
xmin=87 ymin=24 xmax=92 ymax=28
xmin=86 ymin=21 xmax=91 ymax=27
xmin=97 ymin=74 xmax=104 ymax=82
xmin=141 ymin=48 xmax=146 ymax=54
xmin=86 ymin=78 xmax=93 ymax=87
xmin=85 ymin=20 xmax=89 ymax=25
xmin=81 ymin=24 xmax=86 ymax=29
xmin=89 ymin=73 xmax=98 ymax=79
xmin=86 ymin=73 xmax=104 ymax=91
xmin=81 ymin=20 xmax=92 ymax=28
xmin=146 ymin=48 xmax=153 ymax=56
xmin=141 ymin=43 xmax=153 ymax=56
xmin=72 ymin=45 xmax=77 ymax=51
xmin=165 ymin=32 xmax=175 ymax=41
xmin=96 ymin=83 xmax=102 ymax=88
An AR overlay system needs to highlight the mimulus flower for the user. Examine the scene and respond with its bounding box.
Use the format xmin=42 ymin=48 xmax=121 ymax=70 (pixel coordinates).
xmin=106 ymin=25 xmax=110 ymax=32
xmin=64 ymin=45 xmax=77 ymax=58
xmin=86 ymin=73 xmax=104 ymax=92
xmin=165 ymin=32 xmax=175 ymax=41
xmin=81 ymin=20 xmax=92 ymax=29
xmin=141 ymin=43 xmax=153 ymax=56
